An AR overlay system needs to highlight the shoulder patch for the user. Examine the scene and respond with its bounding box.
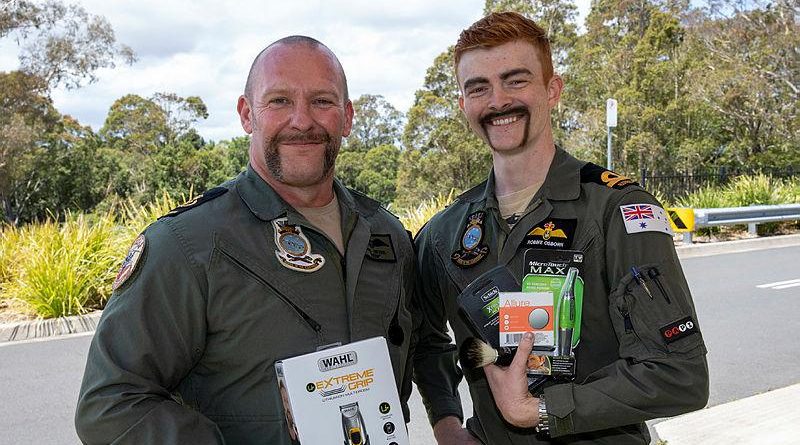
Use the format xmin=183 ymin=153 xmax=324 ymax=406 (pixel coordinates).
xmin=580 ymin=163 xmax=638 ymax=190
xmin=160 ymin=187 xmax=228 ymax=218
xmin=619 ymin=203 xmax=674 ymax=235
xmin=112 ymin=234 xmax=146 ymax=291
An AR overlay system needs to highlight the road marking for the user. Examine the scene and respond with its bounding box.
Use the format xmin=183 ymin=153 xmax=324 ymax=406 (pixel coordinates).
xmin=756 ymin=278 xmax=800 ymax=289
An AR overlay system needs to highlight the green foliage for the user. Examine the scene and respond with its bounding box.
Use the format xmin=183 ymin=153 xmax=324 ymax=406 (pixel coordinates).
xmin=398 ymin=190 xmax=455 ymax=236
xmin=1 ymin=0 xmax=135 ymax=89
xmin=1 ymin=212 xmax=123 ymax=318
xmin=676 ymin=175 xmax=800 ymax=208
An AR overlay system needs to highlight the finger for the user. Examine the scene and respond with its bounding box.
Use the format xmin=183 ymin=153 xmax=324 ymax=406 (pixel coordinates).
xmin=510 ymin=331 xmax=534 ymax=372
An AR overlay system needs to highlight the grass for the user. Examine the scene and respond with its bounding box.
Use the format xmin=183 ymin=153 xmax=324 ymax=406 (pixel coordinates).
xmin=398 ymin=190 xmax=455 ymax=236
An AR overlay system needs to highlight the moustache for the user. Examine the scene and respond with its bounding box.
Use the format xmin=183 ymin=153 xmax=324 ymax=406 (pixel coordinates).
xmin=480 ymin=106 xmax=530 ymax=126
xmin=274 ymin=132 xmax=331 ymax=145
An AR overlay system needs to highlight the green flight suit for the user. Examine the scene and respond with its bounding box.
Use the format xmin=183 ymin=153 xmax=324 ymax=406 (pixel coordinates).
xmin=413 ymin=147 xmax=709 ymax=444
xmin=75 ymin=166 xmax=415 ymax=445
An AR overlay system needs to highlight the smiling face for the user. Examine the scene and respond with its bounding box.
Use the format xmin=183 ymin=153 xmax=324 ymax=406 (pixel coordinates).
xmin=237 ymin=42 xmax=353 ymax=188
xmin=456 ymin=39 xmax=562 ymax=156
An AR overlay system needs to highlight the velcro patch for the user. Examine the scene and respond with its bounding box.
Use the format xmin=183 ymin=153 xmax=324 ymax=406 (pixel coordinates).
xmin=112 ymin=234 xmax=146 ymax=291
xmin=366 ymin=234 xmax=396 ymax=262
xmin=660 ymin=316 xmax=699 ymax=344
xmin=580 ymin=163 xmax=638 ymax=189
xmin=161 ymin=187 xmax=228 ymax=218
xmin=620 ymin=203 xmax=674 ymax=235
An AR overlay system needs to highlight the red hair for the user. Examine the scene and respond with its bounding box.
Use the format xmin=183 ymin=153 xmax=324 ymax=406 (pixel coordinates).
xmin=454 ymin=12 xmax=554 ymax=83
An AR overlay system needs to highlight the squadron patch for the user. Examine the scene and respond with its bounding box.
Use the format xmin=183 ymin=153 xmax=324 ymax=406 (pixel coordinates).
xmin=161 ymin=187 xmax=228 ymax=219
xmin=366 ymin=234 xmax=396 ymax=262
xmin=580 ymin=163 xmax=638 ymax=190
xmin=451 ymin=211 xmax=490 ymax=268
xmin=523 ymin=218 xmax=576 ymax=250
xmin=273 ymin=218 xmax=325 ymax=272
xmin=112 ymin=234 xmax=146 ymax=291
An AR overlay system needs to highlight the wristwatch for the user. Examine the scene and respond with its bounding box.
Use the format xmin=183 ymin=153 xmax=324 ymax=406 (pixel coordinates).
xmin=535 ymin=395 xmax=549 ymax=435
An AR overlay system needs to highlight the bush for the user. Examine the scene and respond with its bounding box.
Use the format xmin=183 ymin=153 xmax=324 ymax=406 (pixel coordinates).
xmin=398 ymin=190 xmax=454 ymax=236
xmin=2 ymin=212 xmax=124 ymax=318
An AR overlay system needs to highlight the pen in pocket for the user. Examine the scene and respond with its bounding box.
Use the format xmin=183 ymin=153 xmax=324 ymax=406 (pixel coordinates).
xmin=647 ymin=267 xmax=671 ymax=304
xmin=630 ymin=266 xmax=654 ymax=300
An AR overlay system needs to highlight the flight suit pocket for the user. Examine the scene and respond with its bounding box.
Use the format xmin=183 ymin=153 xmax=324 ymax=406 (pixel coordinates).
xmin=609 ymin=262 xmax=705 ymax=361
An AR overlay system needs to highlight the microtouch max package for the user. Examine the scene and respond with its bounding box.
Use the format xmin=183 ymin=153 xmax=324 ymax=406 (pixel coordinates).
xmin=275 ymin=337 xmax=409 ymax=445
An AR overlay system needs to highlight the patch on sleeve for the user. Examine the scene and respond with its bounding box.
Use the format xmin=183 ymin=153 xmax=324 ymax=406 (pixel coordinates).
xmin=366 ymin=234 xmax=396 ymax=262
xmin=160 ymin=187 xmax=228 ymax=218
xmin=112 ymin=234 xmax=146 ymax=291
xmin=620 ymin=203 xmax=674 ymax=235
xmin=580 ymin=163 xmax=638 ymax=189
xmin=660 ymin=316 xmax=699 ymax=344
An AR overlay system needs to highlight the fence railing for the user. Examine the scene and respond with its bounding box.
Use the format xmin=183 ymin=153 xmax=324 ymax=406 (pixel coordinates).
xmin=671 ymin=204 xmax=800 ymax=244
xmin=640 ymin=166 xmax=799 ymax=202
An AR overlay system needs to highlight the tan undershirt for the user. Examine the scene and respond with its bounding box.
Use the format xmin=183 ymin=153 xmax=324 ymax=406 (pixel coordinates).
xmin=296 ymin=194 xmax=345 ymax=255
xmin=497 ymin=181 xmax=543 ymax=227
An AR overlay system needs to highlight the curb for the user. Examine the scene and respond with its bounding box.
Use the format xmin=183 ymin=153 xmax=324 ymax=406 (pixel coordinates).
xmin=653 ymin=384 xmax=800 ymax=444
xmin=675 ymin=233 xmax=800 ymax=258
xmin=0 ymin=311 xmax=102 ymax=344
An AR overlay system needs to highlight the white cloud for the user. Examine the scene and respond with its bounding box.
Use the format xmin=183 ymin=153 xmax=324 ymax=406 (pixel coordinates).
xmin=30 ymin=0 xmax=592 ymax=141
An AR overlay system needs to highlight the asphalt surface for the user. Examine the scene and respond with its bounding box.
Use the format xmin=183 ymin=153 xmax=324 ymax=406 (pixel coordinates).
xmin=1 ymin=242 xmax=799 ymax=444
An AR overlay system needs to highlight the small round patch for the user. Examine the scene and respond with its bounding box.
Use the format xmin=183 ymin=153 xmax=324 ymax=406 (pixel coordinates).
xmin=280 ymin=232 xmax=308 ymax=256
xmin=112 ymin=234 xmax=146 ymax=291
xmin=462 ymin=225 xmax=482 ymax=250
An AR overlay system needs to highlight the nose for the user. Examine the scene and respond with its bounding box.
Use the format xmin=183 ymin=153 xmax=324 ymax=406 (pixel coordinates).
xmin=288 ymin=101 xmax=314 ymax=131
xmin=488 ymin=86 xmax=512 ymax=111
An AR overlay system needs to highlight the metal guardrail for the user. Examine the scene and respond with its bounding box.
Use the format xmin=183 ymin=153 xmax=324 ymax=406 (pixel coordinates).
xmin=682 ymin=204 xmax=800 ymax=244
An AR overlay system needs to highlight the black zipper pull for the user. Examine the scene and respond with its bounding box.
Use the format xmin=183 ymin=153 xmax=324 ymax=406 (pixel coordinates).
xmin=647 ymin=268 xmax=671 ymax=304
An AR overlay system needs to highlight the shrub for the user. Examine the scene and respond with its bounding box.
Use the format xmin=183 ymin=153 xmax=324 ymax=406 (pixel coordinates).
xmin=2 ymin=212 xmax=123 ymax=318
xmin=398 ymin=190 xmax=455 ymax=236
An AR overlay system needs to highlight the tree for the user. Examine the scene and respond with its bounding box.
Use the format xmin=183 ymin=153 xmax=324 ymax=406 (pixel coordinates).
xmin=99 ymin=93 xmax=209 ymax=153
xmin=1 ymin=0 xmax=135 ymax=90
xmin=337 ymin=94 xmax=404 ymax=204
xmin=395 ymin=48 xmax=490 ymax=209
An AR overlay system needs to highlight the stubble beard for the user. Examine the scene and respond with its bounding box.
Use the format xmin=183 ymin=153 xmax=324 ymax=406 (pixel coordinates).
xmin=262 ymin=131 xmax=340 ymax=187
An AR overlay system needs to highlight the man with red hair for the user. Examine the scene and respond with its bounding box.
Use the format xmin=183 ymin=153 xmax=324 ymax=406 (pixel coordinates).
xmin=413 ymin=12 xmax=708 ymax=444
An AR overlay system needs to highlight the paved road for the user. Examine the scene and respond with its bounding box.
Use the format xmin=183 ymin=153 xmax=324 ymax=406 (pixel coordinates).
xmin=2 ymin=244 xmax=799 ymax=444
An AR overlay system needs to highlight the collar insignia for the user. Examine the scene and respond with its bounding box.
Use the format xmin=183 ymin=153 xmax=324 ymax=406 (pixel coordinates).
xmin=112 ymin=234 xmax=146 ymax=291
xmin=273 ymin=218 xmax=325 ymax=273
xmin=451 ymin=211 xmax=490 ymax=268
xmin=524 ymin=218 xmax=577 ymax=250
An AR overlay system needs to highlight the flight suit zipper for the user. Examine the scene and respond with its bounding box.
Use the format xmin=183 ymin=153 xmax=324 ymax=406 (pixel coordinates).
xmin=218 ymin=249 xmax=323 ymax=333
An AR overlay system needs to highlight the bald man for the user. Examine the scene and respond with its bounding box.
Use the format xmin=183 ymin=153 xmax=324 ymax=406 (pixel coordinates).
xmin=76 ymin=36 xmax=416 ymax=445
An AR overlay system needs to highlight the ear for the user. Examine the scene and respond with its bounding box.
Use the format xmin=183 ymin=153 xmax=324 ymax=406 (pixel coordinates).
xmin=342 ymin=100 xmax=354 ymax=137
xmin=547 ymin=74 xmax=563 ymax=108
xmin=237 ymin=95 xmax=253 ymax=134
xmin=458 ymin=95 xmax=465 ymax=113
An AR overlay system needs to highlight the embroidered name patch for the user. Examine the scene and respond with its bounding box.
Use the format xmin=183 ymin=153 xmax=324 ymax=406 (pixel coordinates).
xmin=620 ymin=204 xmax=674 ymax=235
xmin=523 ymin=218 xmax=577 ymax=250
xmin=660 ymin=316 xmax=699 ymax=344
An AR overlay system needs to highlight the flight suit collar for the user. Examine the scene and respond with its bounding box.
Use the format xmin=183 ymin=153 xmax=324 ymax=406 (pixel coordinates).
xmin=460 ymin=146 xmax=582 ymax=208
xmin=236 ymin=164 xmax=376 ymax=223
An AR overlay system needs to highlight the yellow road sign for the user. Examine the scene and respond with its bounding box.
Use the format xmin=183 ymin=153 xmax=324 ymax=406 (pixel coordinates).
xmin=666 ymin=208 xmax=694 ymax=232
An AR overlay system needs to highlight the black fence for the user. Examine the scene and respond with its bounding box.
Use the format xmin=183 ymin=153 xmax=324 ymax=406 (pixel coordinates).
xmin=639 ymin=166 xmax=799 ymax=202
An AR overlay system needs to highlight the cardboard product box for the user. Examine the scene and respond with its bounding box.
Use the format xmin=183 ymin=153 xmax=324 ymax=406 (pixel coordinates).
xmin=275 ymin=337 xmax=409 ymax=445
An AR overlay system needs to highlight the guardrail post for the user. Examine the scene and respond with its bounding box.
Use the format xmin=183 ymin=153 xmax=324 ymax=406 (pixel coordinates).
xmin=683 ymin=232 xmax=693 ymax=245
xmin=748 ymin=223 xmax=757 ymax=235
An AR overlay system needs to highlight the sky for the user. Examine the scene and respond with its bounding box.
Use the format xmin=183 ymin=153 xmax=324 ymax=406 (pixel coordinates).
xmin=1 ymin=0 xmax=591 ymax=142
